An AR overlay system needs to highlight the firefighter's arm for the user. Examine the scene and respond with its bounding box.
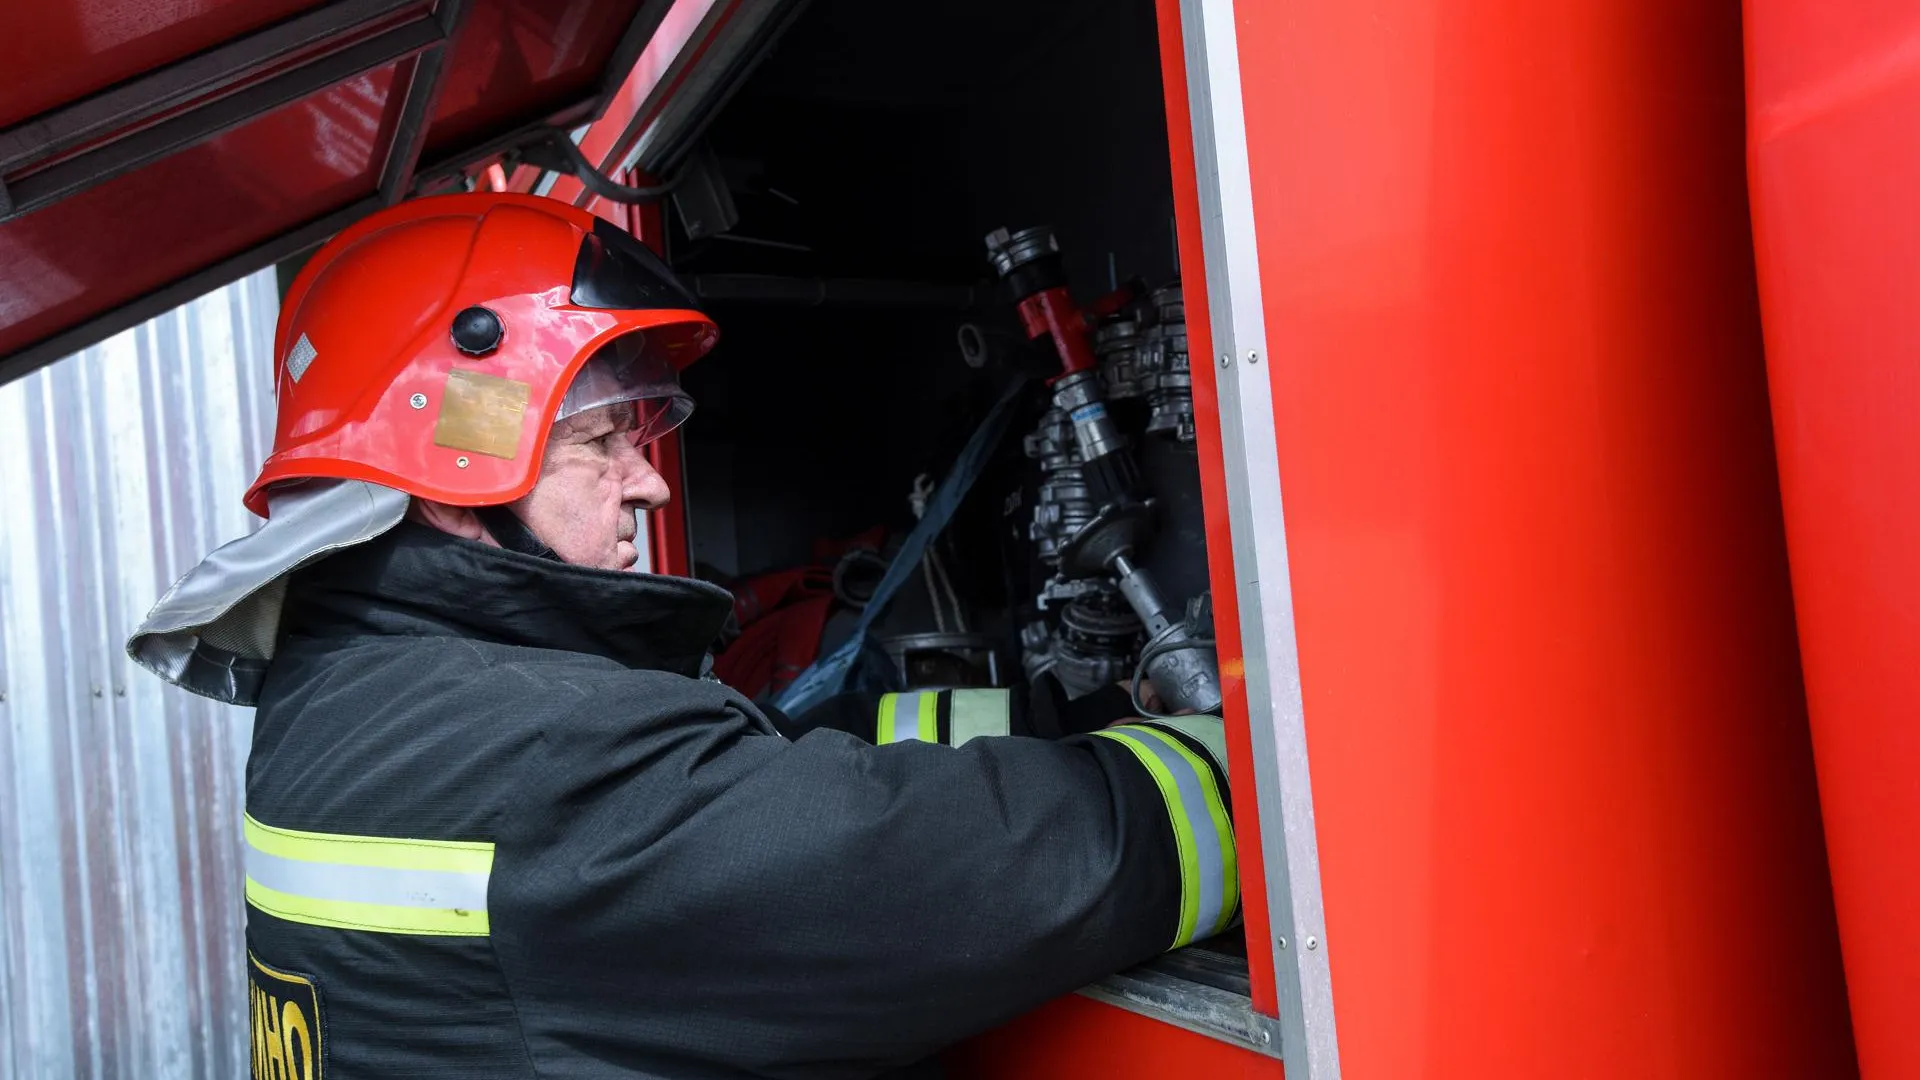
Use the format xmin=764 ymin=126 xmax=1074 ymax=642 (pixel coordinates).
xmin=772 ymin=682 xmax=1151 ymax=742
xmin=493 ymin=676 xmax=1235 ymax=1078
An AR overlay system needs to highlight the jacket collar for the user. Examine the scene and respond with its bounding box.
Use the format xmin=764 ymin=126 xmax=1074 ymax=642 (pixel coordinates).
xmin=281 ymin=521 xmax=733 ymax=677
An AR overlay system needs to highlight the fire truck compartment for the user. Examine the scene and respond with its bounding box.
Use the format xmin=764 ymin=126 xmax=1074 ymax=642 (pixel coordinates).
xmin=645 ymin=0 xmax=1259 ymax=1039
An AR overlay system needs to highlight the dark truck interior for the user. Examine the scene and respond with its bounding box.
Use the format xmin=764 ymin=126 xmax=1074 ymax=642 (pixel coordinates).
xmin=649 ymin=0 xmax=1251 ymax=1000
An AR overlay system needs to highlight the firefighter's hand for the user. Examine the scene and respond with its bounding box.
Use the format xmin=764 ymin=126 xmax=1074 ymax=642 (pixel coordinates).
xmin=1136 ymin=678 xmax=1168 ymax=716
xmin=1110 ymin=679 xmax=1198 ymax=721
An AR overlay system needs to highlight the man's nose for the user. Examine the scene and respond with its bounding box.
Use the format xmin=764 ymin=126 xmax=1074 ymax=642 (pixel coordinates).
xmin=619 ymin=441 xmax=672 ymax=509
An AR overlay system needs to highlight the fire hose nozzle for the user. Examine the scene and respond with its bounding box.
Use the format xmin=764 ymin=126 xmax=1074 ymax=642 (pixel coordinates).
xmin=985 ymin=225 xmax=1061 ymax=280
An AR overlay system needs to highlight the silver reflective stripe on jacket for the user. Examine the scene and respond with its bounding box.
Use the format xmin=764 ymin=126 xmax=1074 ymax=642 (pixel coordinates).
xmin=877 ymin=691 xmax=937 ymax=743
xmin=1093 ymin=720 xmax=1239 ymax=948
xmin=127 ymin=478 xmax=410 ymax=705
xmin=1136 ymin=714 xmax=1230 ymax=778
xmin=242 ymin=814 xmax=494 ymax=937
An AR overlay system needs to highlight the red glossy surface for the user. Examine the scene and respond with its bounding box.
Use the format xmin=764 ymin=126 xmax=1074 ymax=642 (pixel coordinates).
xmin=253 ymin=192 xmax=715 ymax=516
xmin=425 ymin=0 xmax=646 ymax=160
xmin=1745 ymin=2 xmax=1920 ymax=1076
xmin=0 ymin=0 xmax=670 ymax=367
xmin=1226 ymin=1 xmax=1854 ymax=1077
xmin=950 ymin=995 xmax=1282 ymax=1079
xmin=1016 ymin=289 xmax=1099 ymax=376
xmin=0 ymin=0 xmax=325 ymax=128
xmin=0 ymin=65 xmax=402 ymax=358
xmin=1153 ymin=0 xmax=1276 ymax=1018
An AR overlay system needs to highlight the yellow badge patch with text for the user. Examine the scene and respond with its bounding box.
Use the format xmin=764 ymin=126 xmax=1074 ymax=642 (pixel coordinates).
xmin=249 ymin=952 xmax=323 ymax=1080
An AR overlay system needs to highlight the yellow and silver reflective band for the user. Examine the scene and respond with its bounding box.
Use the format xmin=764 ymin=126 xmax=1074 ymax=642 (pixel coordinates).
xmin=243 ymin=815 xmax=493 ymax=936
xmin=948 ymin=688 xmax=1011 ymax=746
xmin=876 ymin=691 xmax=938 ymax=744
xmin=876 ymin=689 xmax=1012 ymax=745
xmin=1136 ymin=715 xmax=1230 ymax=779
xmin=1093 ymin=721 xmax=1239 ymax=948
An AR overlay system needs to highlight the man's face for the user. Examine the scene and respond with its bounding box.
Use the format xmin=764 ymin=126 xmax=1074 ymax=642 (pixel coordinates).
xmin=510 ymin=402 xmax=671 ymax=570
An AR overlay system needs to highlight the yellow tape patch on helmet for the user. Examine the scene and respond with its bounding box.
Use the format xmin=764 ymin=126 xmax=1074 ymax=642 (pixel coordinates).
xmin=433 ymin=368 xmax=529 ymax=459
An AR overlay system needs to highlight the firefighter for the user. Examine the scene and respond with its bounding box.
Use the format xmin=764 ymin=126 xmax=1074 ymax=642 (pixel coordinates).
xmin=129 ymin=192 xmax=1236 ymax=1079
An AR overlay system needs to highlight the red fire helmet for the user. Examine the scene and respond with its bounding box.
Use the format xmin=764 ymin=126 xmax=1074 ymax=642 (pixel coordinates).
xmin=245 ymin=192 xmax=717 ymax=518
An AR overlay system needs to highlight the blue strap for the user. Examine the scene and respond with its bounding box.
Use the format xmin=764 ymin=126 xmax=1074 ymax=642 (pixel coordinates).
xmin=775 ymin=378 xmax=1029 ymax=714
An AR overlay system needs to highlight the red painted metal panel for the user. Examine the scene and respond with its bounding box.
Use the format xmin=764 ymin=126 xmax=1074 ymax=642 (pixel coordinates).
xmin=1745 ymin=2 xmax=1920 ymax=1076
xmin=0 ymin=65 xmax=400 ymax=357
xmin=544 ymin=0 xmax=729 ymax=212
xmin=949 ymin=996 xmax=1282 ymax=1080
xmin=1152 ymin=0 xmax=1277 ymax=1020
xmin=0 ymin=0 xmax=325 ymax=128
xmin=1224 ymin=1 xmax=1855 ymax=1077
xmin=424 ymin=0 xmax=646 ymax=159
xmin=0 ymin=0 xmax=671 ymax=369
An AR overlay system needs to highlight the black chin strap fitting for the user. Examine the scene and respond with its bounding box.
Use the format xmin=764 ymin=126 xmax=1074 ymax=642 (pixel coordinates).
xmin=473 ymin=504 xmax=559 ymax=562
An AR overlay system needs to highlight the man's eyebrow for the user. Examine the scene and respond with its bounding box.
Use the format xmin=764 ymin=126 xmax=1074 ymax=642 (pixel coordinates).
xmin=551 ymin=418 xmax=609 ymax=441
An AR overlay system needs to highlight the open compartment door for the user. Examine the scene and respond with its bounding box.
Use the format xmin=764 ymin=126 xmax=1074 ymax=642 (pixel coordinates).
xmin=0 ymin=0 xmax=688 ymax=383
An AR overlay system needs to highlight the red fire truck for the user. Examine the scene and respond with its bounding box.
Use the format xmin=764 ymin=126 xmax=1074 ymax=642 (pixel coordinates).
xmin=2 ymin=1 xmax=1911 ymax=1077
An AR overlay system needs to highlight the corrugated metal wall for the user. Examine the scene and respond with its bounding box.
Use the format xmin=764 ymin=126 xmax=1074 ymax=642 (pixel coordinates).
xmin=0 ymin=271 xmax=279 ymax=1078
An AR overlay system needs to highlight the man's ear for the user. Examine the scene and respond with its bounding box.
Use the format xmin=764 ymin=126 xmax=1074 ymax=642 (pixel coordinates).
xmin=407 ymin=498 xmax=495 ymax=546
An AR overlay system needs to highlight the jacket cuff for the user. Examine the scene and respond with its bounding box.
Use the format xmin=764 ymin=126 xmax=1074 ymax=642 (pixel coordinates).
xmin=1091 ymin=718 xmax=1238 ymax=949
xmin=873 ymin=689 xmax=1012 ymax=746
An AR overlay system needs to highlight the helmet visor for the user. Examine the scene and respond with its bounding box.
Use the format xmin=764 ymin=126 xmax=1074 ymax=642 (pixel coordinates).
xmin=571 ymin=217 xmax=702 ymax=311
xmin=556 ymin=332 xmax=695 ymax=445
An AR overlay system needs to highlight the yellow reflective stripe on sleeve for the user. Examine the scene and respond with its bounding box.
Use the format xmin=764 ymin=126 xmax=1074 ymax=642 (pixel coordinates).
xmin=1141 ymin=715 xmax=1230 ymax=779
xmin=1095 ymin=728 xmax=1203 ymax=947
xmin=1093 ymin=724 xmax=1238 ymax=948
xmin=948 ymin=689 xmax=1011 ymax=745
xmin=1134 ymin=725 xmax=1239 ymax=939
xmin=242 ymin=814 xmax=493 ymax=937
xmin=876 ymin=692 xmax=937 ymax=744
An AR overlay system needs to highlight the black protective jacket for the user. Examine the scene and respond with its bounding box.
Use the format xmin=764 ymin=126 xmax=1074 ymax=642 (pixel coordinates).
xmin=244 ymin=523 xmax=1236 ymax=1079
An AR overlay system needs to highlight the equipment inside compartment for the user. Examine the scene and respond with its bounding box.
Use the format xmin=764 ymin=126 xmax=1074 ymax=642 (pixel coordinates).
xmin=670 ymin=0 xmax=1246 ymax=974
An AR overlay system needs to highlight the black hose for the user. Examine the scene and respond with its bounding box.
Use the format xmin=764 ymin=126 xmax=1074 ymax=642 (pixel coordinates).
xmin=521 ymin=132 xmax=684 ymax=204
